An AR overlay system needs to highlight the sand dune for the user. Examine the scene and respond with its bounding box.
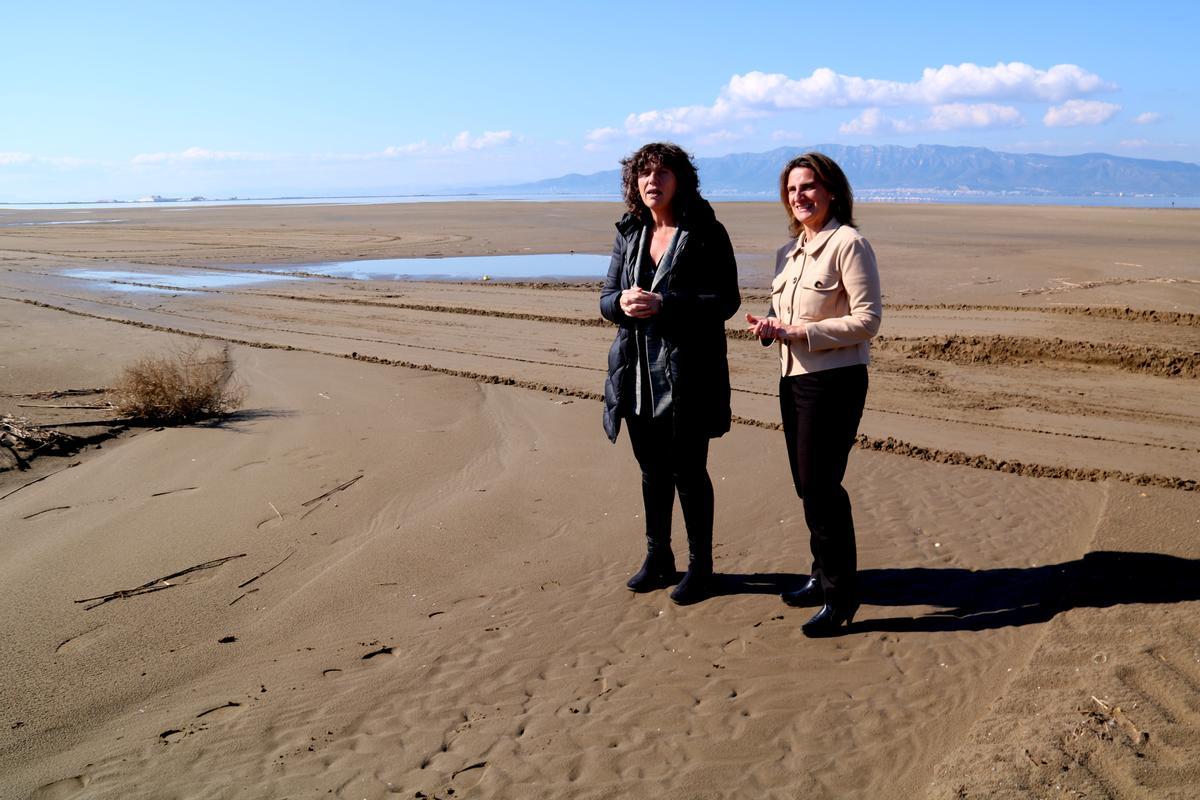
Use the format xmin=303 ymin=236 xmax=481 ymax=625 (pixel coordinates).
xmin=2 ymin=201 xmax=1198 ymax=799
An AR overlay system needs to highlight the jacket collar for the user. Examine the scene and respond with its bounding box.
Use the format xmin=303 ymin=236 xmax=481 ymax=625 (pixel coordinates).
xmin=787 ymin=217 xmax=842 ymax=259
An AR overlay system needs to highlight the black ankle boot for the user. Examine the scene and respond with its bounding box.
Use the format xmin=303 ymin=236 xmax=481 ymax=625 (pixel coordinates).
xmin=669 ymin=562 xmax=712 ymax=605
xmin=781 ymin=575 xmax=822 ymax=607
xmin=801 ymin=601 xmax=859 ymax=637
xmin=626 ymin=550 xmax=675 ymax=592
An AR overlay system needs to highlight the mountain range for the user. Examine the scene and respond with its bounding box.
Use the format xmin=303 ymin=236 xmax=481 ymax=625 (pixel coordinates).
xmin=501 ymin=144 xmax=1200 ymax=198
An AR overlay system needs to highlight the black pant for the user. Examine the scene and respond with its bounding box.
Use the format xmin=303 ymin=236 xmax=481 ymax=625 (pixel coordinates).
xmin=626 ymin=414 xmax=714 ymax=568
xmin=780 ymin=365 xmax=868 ymax=603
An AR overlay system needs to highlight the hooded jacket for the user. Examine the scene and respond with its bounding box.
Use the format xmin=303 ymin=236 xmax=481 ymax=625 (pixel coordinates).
xmin=599 ymin=199 xmax=740 ymax=442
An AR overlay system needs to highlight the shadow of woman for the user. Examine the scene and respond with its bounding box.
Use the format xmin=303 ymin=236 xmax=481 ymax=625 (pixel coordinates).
xmin=854 ymin=550 xmax=1200 ymax=633
xmin=707 ymin=551 xmax=1200 ymax=633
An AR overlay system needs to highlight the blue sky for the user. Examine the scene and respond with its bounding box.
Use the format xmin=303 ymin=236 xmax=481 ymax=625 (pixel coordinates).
xmin=2 ymin=0 xmax=1196 ymax=201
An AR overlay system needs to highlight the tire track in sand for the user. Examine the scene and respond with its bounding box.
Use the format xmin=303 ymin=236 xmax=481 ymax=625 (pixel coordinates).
xmin=3 ymin=293 xmax=1195 ymax=493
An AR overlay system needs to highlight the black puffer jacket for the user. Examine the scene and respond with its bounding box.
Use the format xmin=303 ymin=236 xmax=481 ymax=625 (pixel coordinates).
xmin=600 ymin=199 xmax=740 ymax=442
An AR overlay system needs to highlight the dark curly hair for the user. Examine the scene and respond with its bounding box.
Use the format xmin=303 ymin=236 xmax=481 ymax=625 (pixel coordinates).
xmin=778 ymin=151 xmax=856 ymax=238
xmin=620 ymin=142 xmax=702 ymax=220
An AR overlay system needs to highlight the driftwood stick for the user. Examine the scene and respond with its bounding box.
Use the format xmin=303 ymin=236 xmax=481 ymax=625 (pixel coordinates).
xmin=75 ymin=553 xmax=247 ymax=610
xmin=300 ymin=474 xmax=363 ymax=507
xmin=15 ymin=403 xmax=111 ymax=410
xmin=22 ymin=506 xmax=70 ymax=520
xmin=228 ymin=588 xmax=259 ymax=606
xmin=25 ymin=418 xmax=128 ymax=429
xmin=0 ymin=388 xmax=107 ymax=399
xmin=237 ymin=550 xmax=295 ymax=589
xmin=0 ymin=461 xmax=81 ymax=502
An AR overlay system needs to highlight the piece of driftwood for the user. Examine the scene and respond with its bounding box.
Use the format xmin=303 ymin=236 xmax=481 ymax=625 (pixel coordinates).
xmin=150 ymin=487 xmax=197 ymax=497
xmin=22 ymin=506 xmax=70 ymax=520
xmin=237 ymin=550 xmax=295 ymax=589
xmin=25 ymin=418 xmax=128 ymax=429
xmin=1 ymin=388 xmax=107 ymax=400
xmin=300 ymin=474 xmax=363 ymax=507
xmin=0 ymin=461 xmax=81 ymax=502
xmin=75 ymin=554 xmax=247 ymax=610
xmin=228 ymin=588 xmax=259 ymax=606
xmin=15 ymin=403 xmax=111 ymax=410
xmin=452 ymin=762 xmax=487 ymax=779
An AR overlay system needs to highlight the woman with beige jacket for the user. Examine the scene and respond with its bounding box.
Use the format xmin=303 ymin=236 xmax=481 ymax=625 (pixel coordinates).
xmin=746 ymin=152 xmax=882 ymax=636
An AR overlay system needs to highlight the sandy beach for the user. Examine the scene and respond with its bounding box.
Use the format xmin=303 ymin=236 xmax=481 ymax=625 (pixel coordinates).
xmin=2 ymin=200 xmax=1198 ymax=799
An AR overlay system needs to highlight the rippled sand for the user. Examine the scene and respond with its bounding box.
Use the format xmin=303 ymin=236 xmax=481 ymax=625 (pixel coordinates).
xmin=2 ymin=201 xmax=1198 ymax=799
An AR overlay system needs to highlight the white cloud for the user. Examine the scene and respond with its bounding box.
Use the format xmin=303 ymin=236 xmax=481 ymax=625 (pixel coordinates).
xmin=925 ymin=103 xmax=1025 ymax=130
xmin=1 ymin=152 xmax=96 ymax=168
xmin=909 ymin=62 xmax=1111 ymax=104
xmin=42 ymin=156 xmax=96 ymax=168
xmin=840 ymin=104 xmax=1024 ymax=135
xmin=1120 ymin=139 xmax=1151 ymax=148
xmin=623 ymin=98 xmax=739 ymax=136
xmin=382 ymin=142 xmax=431 ymax=156
xmin=1133 ymin=111 xmax=1162 ymax=125
xmin=131 ymin=134 xmax=521 ymax=166
xmin=618 ymin=62 xmax=1113 ymax=135
xmin=1043 ymin=99 xmax=1121 ymax=128
xmin=583 ymin=127 xmax=625 ymax=152
xmin=383 ymin=130 xmax=518 ymax=157
xmin=449 ymin=130 xmax=515 ymax=151
xmin=770 ymin=129 xmax=799 ymax=142
xmin=840 ymin=108 xmax=909 ymax=135
xmin=132 ymin=147 xmax=275 ymax=165
xmin=585 ymin=127 xmax=621 ymax=143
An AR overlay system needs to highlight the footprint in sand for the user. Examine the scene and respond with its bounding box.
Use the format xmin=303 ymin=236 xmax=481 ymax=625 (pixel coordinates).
xmin=55 ymin=625 xmax=113 ymax=655
xmin=29 ymin=775 xmax=90 ymax=800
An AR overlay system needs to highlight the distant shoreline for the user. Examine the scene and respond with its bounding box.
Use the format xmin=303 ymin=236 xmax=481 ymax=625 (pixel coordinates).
xmin=3 ymin=192 xmax=1200 ymax=210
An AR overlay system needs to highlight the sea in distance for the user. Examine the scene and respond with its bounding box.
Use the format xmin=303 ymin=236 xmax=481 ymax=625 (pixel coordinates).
xmin=2 ymin=191 xmax=1199 ymax=211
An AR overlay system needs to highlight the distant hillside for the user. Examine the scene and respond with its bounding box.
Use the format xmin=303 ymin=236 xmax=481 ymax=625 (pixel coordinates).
xmin=501 ymin=144 xmax=1200 ymax=198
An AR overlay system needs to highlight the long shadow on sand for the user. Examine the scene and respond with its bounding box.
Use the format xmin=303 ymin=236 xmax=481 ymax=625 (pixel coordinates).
xmin=193 ymin=407 xmax=296 ymax=431
xmin=713 ymin=551 xmax=1200 ymax=633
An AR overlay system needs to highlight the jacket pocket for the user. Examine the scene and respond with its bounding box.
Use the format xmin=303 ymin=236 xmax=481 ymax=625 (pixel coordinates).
xmin=799 ymin=269 xmax=841 ymax=292
xmin=797 ymin=269 xmax=843 ymax=320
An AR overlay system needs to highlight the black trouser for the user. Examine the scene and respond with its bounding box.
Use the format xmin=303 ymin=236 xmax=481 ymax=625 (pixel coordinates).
xmin=780 ymin=365 xmax=868 ymax=604
xmin=626 ymin=414 xmax=714 ymax=569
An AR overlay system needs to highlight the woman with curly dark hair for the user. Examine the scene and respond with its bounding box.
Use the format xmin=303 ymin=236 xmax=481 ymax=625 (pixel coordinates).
xmin=600 ymin=142 xmax=740 ymax=605
xmin=746 ymin=152 xmax=882 ymax=635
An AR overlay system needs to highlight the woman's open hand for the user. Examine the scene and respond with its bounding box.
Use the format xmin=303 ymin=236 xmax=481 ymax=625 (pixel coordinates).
xmin=620 ymin=287 xmax=662 ymax=318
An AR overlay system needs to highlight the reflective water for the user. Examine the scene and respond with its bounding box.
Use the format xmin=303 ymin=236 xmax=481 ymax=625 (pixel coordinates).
xmin=62 ymin=268 xmax=298 ymax=292
xmin=0 ymin=219 xmax=126 ymax=227
xmin=59 ymin=253 xmax=610 ymax=293
xmin=265 ymin=253 xmax=611 ymax=281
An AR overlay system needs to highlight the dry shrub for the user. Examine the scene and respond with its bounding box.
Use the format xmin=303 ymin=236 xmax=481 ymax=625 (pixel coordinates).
xmin=108 ymin=344 xmax=245 ymax=423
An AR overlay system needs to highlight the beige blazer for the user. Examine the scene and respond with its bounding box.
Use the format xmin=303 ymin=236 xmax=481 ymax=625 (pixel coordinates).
xmin=769 ymin=219 xmax=882 ymax=376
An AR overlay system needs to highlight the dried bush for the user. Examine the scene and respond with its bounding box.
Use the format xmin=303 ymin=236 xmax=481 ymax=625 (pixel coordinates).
xmin=107 ymin=344 xmax=245 ymax=423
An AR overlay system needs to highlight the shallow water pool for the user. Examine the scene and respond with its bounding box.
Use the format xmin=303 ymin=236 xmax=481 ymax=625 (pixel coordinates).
xmin=267 ymin=253 xmax=611 ymax=281
xmin=61 ymin=268 xmax=298 ymax=292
